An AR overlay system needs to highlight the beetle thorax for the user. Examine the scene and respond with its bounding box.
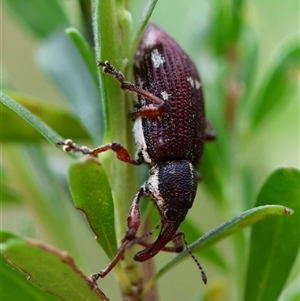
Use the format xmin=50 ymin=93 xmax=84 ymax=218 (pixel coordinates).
xmin=144 ymin=160 xmax=198 ymax=220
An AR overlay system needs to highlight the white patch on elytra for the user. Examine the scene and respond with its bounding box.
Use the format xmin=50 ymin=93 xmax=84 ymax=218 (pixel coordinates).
xmin=136 ymin=76 xmax=144 ymax=89
xmin=186 ymin=76 xmax=194 ymax=88
xmin=151 ymin=49 xmax=165 ymax=68
xmin=161 ymin=91 xmax=169 ymax=100
xmin=146 ymin=30 xmax=158 ymax=47
xmin=133 ymin=118 xmax=152 ymax=164
xmin=195 ymin=79 xmax=201 ymax=90
xmin=187 ymin=76 xmax=202 ymax=90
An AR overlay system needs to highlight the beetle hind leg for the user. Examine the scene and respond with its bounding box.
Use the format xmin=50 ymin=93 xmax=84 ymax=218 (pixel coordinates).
xmin=205 ymin=118 xmax=216 ymax=141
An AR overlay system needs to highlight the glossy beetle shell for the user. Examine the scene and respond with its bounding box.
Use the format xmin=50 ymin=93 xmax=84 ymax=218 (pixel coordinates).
xmin=133 ymin=23 xmax=206 ymax=167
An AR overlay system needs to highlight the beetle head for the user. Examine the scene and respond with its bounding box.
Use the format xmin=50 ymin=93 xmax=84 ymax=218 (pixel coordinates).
xmin=135 ymin=160 xmax=198 ymax=261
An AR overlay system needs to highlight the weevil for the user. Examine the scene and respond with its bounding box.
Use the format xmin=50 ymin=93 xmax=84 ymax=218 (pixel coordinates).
xmin=58 ymin=23 xmax=215 ymax=285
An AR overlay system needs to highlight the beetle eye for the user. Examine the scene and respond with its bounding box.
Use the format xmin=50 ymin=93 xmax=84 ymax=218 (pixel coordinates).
xmin=165 ymin=209 xmax=178 ymax=221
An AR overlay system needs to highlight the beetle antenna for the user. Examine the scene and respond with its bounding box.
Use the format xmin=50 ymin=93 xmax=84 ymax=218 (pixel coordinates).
xmin=129 ymin=221 xmax=161 ymax=247
xmin=141 ymin=221 xmax=162 ymax=239
xmin=182 ymin=234 xmax=207 ymax=284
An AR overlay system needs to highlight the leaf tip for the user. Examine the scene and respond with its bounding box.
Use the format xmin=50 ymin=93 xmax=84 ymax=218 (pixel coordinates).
xmin=284 ymin=206 xmax=294 ymax=215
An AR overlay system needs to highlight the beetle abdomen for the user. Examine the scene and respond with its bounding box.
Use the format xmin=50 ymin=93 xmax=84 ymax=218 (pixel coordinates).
xmin=134 ymin=23 xmax=206 ymax=166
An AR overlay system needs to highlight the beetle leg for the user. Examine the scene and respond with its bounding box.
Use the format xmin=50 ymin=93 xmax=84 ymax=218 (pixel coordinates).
xmin=57 ymin=139 xmax=140 ymax=165
xmin=133 ymin=229 xmax=207 ymax=284
xmin=129 ymin=103 xmax=168 ymax=119
xmin=124 ymin=187 xmax=144 ymax=240
xmin=134 ymin=229 xmax=184 ymax=253
xmin=99 ymin=61 xmax=167 ymax=118
xmin=165 ymin=231 xmax=184 ymax=252
xmin=90 ymin=188 xmax=145 ymax=285
xmin=90 ymin=240 xmax=130 ymax=285
xmin=205 ymin=118 xmax=216 ymax=141
xmin=195 ymin=172 xmax=202 ymax=182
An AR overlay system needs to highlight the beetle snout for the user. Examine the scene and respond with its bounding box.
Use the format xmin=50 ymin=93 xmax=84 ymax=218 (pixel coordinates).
xmin=133 ymin=221 xmax=181 ymax=262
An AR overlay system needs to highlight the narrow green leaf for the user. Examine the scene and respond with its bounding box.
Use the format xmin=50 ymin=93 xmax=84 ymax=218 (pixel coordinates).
xmin=1 ymin=93 xmax=64 ymax=145
xmin=1 ymin=231 xmax=109 ymax=301
xmin=245 ymin=167 xmax=300 ymax=301
xmin=208 ymin=0 xmax=244 ymax=56
xmin=0 ymin=231 xmax=19 ymax=242
xmin=68 ymin=159 xmax=117 ymax=260
xmin=130 ymin=0 xmax=158 ymax=60
xmin=1 ymin=166 xmax=20 ymax=204
xmin=1 ymin=92 xmax=88 ymax=141
xmin=4 ymin=145 xmax=82 ymax=253
xmin=181 ymin=218 xmax=226 ymax=270
xmin=143 ymin=204 xmax=293 ymax=296
xmin=1 ymin=182 xmax=20 ymax=204
xmin=4 ymin=0 xmax=69 ymax=38
xmin=37 ymin=31 xmax=105 ymax=144
xmin=93 ymin=0 xmax=124 ymax=135
xmin=66 ymin=28 xmax=99 ymax=87
xmin=251 ymin=35 xmax=299 ymax=128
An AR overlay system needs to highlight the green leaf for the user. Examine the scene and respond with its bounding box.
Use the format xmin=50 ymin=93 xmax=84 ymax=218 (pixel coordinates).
xmin=1 ymin=231 xmax=109 ymax=301
xmin=68 ymin=159 xmax=117 ymax=260
xmin=250 ymin=34 xmax=299 ymax=129
xmin=244 ymin=167 xmax=300 ymax=301
xmin=1 ymin=165 xmax=20 ymax=204
xmin=92 ymin=0 xmax=123 ymax=136
xmin=4 ymin=144 xmax=84 ymax=254
xmin=1 ymin=92 xmax=88 ymax=141
xmin=143 ymin=204 xmax=293 ymax=296
xmin=208 ymin=0 xmax=244 ymax=56
xmin=66 ymin=28 xmax=99 ymax=87
xmin=181 ymin=218 xmax=226 ymax=270
xmin=1 ymin=93 xmax=64 ymax=145
xmin=1 ymin=254 xmax=58 ymax=301
xmin=130 ymin=0 xmax=158 ymax=60
xmin=37 ymin=31 xmax=105 ymax=144
xmin=4 ymin=0 xmax=69 ymax=38
xmin=1 ymin=181 xmax=20 ymax=204
xmin=0 ymin=230 xmax=19 ymax=242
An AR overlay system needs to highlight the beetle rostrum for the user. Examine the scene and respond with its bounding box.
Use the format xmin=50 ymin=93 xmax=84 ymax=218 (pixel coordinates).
xmin=58 ymin=23 xmax=215 ymax=285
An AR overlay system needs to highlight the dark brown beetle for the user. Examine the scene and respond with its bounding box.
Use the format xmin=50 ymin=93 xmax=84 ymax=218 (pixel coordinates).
xmin=58 ymin=23 xmax=215 ymax=284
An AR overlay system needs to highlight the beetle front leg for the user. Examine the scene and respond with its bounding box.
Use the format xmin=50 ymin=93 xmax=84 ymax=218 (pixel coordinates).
xmin=90 ymin=240 xmax=130 ymax=285
xmin=124 ymin=187 xmax=144 ymax=240
xmin=57 ymin=139 xmax=140 ymax=165
xmin=90 ymin=188 xmax=145 ymax=285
